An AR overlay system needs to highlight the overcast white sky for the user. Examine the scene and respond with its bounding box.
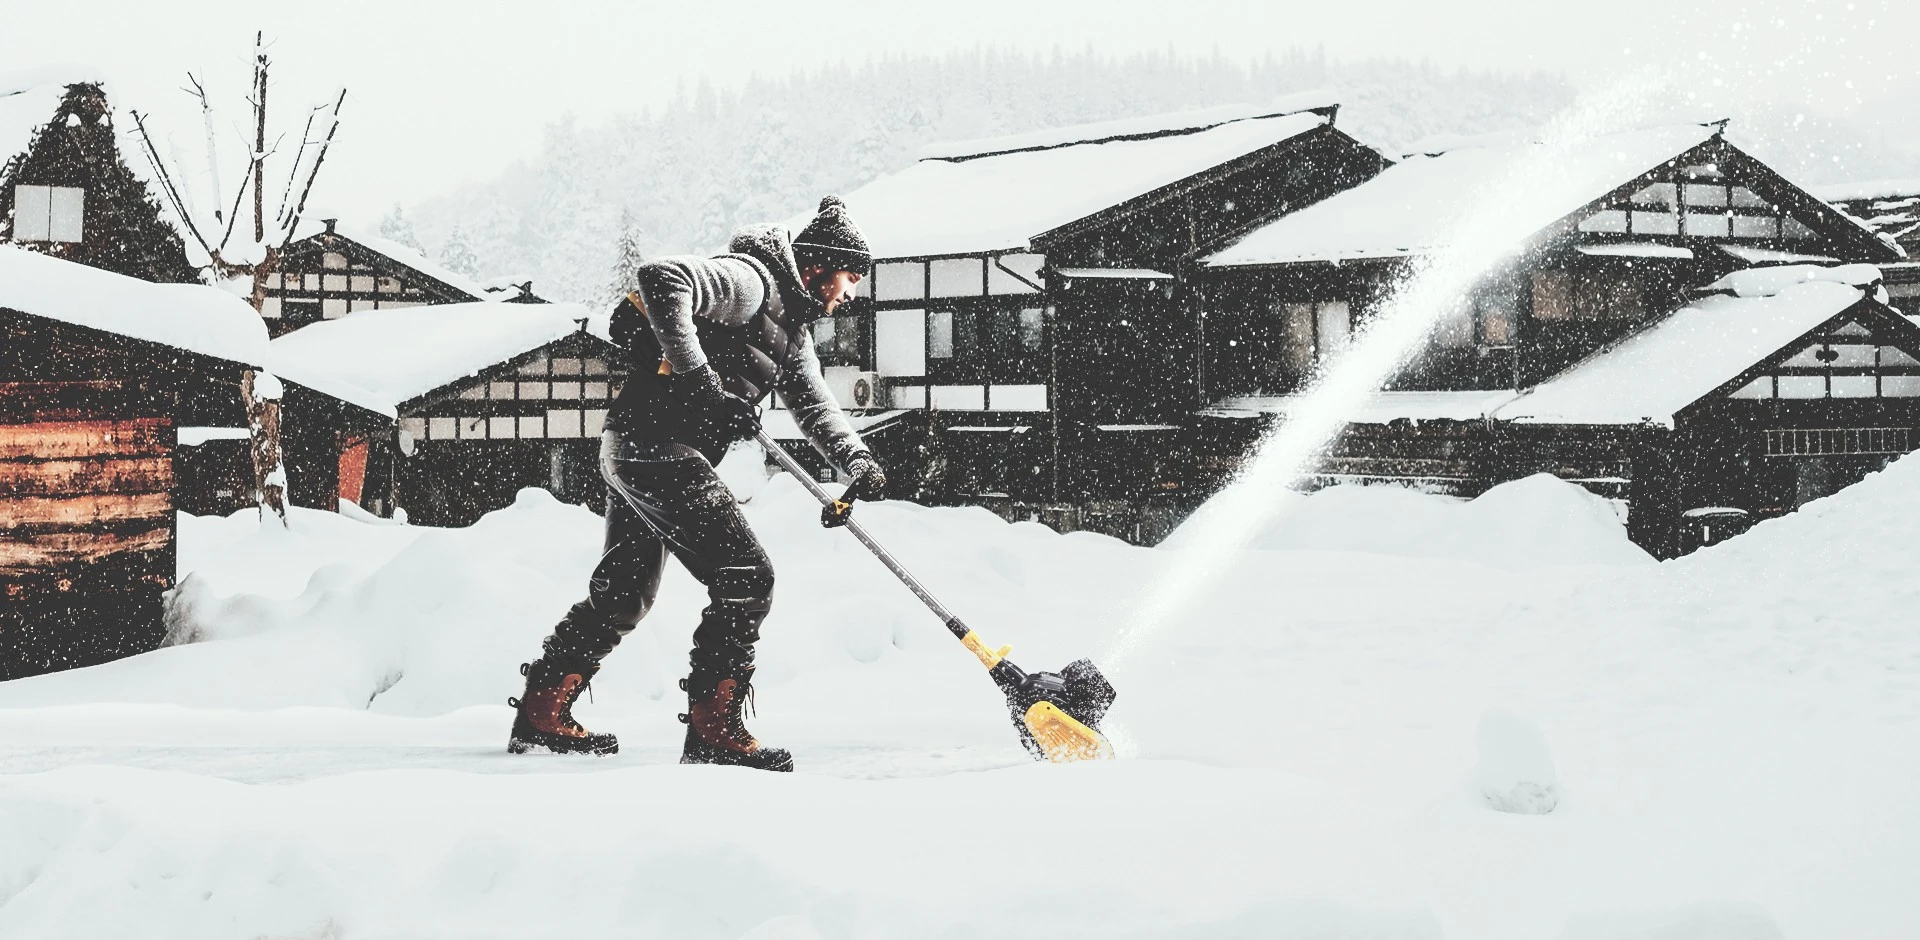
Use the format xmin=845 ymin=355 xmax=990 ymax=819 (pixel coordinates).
xmin=4 ymin=0 xmax=1914 ymax=224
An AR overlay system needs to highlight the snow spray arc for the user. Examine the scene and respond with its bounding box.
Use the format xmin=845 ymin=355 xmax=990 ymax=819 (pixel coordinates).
xmin=1102 ymin=74 xmax=1673 ymax=679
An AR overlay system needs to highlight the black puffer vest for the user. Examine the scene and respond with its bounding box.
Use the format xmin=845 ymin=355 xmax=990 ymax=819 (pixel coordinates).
xmin=606 ymin=227 xmax=826 ymax=459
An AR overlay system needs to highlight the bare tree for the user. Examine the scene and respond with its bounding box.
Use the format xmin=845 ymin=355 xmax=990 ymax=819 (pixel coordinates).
xmin=129 ymin=32 xmax=346 ymax=524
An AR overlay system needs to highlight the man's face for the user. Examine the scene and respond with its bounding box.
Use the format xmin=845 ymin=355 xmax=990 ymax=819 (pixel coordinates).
xmin=802 ymin=266 xmax=863 ymax=315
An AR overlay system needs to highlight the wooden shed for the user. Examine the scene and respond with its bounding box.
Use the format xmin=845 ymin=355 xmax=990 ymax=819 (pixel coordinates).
xmin=0 ymin=246 xmax=265 ymax=679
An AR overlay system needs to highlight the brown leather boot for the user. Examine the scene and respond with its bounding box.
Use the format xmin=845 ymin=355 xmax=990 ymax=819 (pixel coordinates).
xmin=679 ymin=672 xmax=793 ymax=771
xmin=508 ymin=661 xmax=618 ymax=755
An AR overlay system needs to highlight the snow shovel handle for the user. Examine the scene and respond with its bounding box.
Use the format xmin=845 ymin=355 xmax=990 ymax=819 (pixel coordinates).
xmin=754 ymin=430 xmax=988 ymax=654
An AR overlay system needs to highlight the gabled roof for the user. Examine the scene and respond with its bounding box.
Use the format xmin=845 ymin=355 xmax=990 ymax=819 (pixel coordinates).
xmin=1811 ymin=178 xmax=1920 ymax=248
xmin=1495 ymin=265 xmax=1889 ymax=426
xmin=289 ymin=220 xmax=506 ymax=304
xmin=0 ymin=245 xmax=265 ymax=368
xmin=1204 ymin=123 xmax=1723 ymax=267
xmin=832 ymin=97 xmax=1342 ymax=259
xmin=269 ymin=301 xmax=611 ymax=413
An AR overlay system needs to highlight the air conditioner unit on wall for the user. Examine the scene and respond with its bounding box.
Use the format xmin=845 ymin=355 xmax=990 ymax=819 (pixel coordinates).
xmin=823 ymin=366 xmax=885 ymax=410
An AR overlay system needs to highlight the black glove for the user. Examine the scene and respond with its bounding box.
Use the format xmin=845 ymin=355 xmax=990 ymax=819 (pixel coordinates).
xmin=823 ymin=452 xmax=887 ymax=528
xmin=667 ymin=364 xmax=759 ymax=441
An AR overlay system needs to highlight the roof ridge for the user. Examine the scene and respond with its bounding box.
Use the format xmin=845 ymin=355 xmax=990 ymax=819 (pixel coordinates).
xmin=919 ymin=93 xmax=1338 ymax=163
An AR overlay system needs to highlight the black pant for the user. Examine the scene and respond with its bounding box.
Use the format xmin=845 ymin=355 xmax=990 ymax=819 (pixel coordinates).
xmin=541 ymin=432 xmax=773 ymax=695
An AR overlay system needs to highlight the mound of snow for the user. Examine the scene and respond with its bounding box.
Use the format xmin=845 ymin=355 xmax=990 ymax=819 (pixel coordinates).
xmin=1163 ymin=473 xmax=1651 ymax=570
xmin=1475 ymin=708 xmax=1559 ymax=815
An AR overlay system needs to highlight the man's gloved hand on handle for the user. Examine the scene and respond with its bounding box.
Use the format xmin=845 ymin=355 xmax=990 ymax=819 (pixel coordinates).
xmin=669 ymin=364 xmax=760 ymax=441
xmin=823 ymin=452 xmax=886 ymax=528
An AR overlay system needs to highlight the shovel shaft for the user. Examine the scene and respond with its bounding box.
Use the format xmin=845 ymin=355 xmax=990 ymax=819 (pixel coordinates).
xmin=754 ymin=430 xmax=973 ymax=643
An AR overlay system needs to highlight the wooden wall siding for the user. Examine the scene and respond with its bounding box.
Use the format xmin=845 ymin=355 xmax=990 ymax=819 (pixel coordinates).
xmin=0 ymin=416 xmax=176 ymax=679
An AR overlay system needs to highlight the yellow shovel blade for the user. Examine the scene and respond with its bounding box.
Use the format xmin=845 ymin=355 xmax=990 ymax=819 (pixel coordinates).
xmin=1023 ymin=701 xmax=1115 ymax=763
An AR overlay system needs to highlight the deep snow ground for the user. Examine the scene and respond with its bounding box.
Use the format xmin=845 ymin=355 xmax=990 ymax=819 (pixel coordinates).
xmin=3 ymin=462 xmax=1920 ymax=938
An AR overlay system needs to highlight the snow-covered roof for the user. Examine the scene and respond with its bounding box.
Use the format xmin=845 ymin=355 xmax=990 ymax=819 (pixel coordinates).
xmin=1496 ymin=270 xmax=1878 ymax=427
xmin=269 ymin=301 xmax=609 ymax=412
xmin=1204 ymin=123 xmax=1721 ymax=267
xmin=1575 ymin=243 xmax=1694 ymax=260
xmin=0 ymin=245 xmax=267 ymax=368
xmin=1202 ymin=390 xmax=1518 ymax=423
xmin=291 ymin=220 xmax=497 ymax=303
xmin=833 ymin=103 xmax=1336 ymax=259
xmin=1809 ymin=178 xmax=1920 ymax=203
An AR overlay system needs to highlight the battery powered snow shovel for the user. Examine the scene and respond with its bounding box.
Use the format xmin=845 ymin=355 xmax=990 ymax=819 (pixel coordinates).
xmin=754 ymin=429 xmax=1116 ymax=762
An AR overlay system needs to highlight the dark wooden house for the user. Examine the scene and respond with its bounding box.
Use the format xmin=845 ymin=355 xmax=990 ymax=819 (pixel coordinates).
xmin=258 ymin=220 xmax=544 ymax=337
xmin=0 ymin=77 xmax=199 ymax=284
xmin=1813 ymin=178 xmax=1919 ymax=307
xmin=822 ymin=96 xmax=1388 ymax=540
xmin=0 ymin=246 xmax=266 ymax=679
xmin=1192 ymin=121 xmax=1909 ymax=555
xmin=271 ymin=301 xmax=627 ymax=526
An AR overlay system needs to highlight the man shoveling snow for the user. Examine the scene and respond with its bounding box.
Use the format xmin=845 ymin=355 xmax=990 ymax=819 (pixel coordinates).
xmin=508 ymin=197 xmax=887 ymax=770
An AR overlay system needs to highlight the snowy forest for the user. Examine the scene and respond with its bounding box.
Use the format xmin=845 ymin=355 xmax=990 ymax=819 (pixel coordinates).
xmin=389 ymin=49 xmax=1587 ymax=304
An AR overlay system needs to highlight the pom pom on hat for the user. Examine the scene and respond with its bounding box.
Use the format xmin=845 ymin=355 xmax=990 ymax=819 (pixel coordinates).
xmin=794 ymin=195 xmax=871 ymax=275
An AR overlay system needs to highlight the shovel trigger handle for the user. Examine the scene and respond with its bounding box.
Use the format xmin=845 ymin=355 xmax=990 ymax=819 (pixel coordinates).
xmin=959 ymin=630 xmax=1011 ymax=670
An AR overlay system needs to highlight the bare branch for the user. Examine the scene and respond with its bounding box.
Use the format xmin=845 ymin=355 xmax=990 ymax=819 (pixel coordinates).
xmin=127 ymin=109 xmax=215 ymax=256
xmin=273 ymin=106 xmax=323 ymax=230
xmin=185 ymin=73 xmax=224 ymax=225
xmin=279 ymin=87 xmax=346 ymax=251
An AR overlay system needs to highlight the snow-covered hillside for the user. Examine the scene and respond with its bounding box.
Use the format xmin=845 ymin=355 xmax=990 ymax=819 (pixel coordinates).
xmin=3 ymin=460 xmax=1920 ymax=938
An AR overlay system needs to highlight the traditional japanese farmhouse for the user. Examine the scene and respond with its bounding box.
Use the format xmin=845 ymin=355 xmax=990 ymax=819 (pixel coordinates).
xmin=257 ymin=220 xmax=544 ymax=337
xmin=1 ymin=75 xmax=198 ymax=284
xmin=0 ymin=246 xmax=266 ymax=679
xmin=1813 ymin=178 xmax=1920 ymax=304
xmin=820 ymin=95 xmax=1387 ymax=538
xmin=1195 ymin=121 xmax=1910 ymax=555
xmin=270 ymin=302 xmax=625 ymax=526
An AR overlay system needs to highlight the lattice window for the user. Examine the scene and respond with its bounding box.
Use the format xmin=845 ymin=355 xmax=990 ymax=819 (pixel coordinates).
xmin=1764 ymin=427 xmax=1914 ymax=457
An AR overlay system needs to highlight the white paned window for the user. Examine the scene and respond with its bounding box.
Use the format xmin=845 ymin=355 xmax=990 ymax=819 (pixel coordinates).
xmin=546 ymin=410 xmax=583 ymax=438
xmin=931 ymin=385 xmax=986 ymax=409
xmin=1316 ymin=301 xmax=1351 ymax=360
xmin=552 ymin=358 xmax=583 ymax=376
xmin=458 ymin=383 xmax=487 ymax=400
xmin=584 ymin=409 xmax=608 ymax=436
xmin=518 ymin=382 xmax=548 ymax=400
xmin=260 ymin=297 xmax=282 ymax=318
xmin=929 ymin=258 xmax=984 ymax=297
xmin=489 ymin=416 xmax=516 ymax=438
xmin=988 ymin=254 xmax=1045 ymax=294
xmin=991 ymin=384 xmax=1048 ymax=411
xmin=875 ymin=309 xmax=926 ymax=376
xmin=489 ymin=381 xmax=516 ymax=399
xmin=429 ymin=417 xmax=456 ymax=439
xmin=583 ymin=359 xmax=610 ymax=375
xmin=1832 ymin=375 xmax=1877 ymax=398
xmin=928 ymin=310 xmax=955 ymax=359
xmin=1883 ymin=376 xmax=1920 ymax=396
xmin=322 ymin=252 xmax=348 ymax=269
xmin=1777 ymin=376 xmax=1826 ymax=399
xmin=518 ymin=416 xmax=545 ymax=438
xmin=1578 ymin=210 xmax=1629 ymax=233
xmin=459 ymin=416 xmax=486 ymax=440
xmin=1684 ymin=213 xmax=1731 ymax=238
xmin=322 ymin=298 xmax=348 ymax=319
xmin=12 ymin=185 xmax=83 ymax=242
xmin=584 ymin=383 xmax=609 ymax=399
xmin=552 ymin=382 xmax=581 ymax=400
xmin=893 ymin=385 xmax=927 ymax=408
xmin=519 ymin=357 xmax=549 ymax=375
xmin=875 ymin=262 xmax=926 ymax=301
xmin=1731 ymin=216 xmax=1778 ymax=238
xmin=13 ymin=184 xmax=51 ymax=240
xmin=48 ymin=186 xmax=83 ymax=242
xmin=1630 ymin=212 xmax=1680 ymax=235
xmin=1783 ymin=218 xmax=1816 ymax=240
xmin=350 ymin=275 xmax=375 ymax=292
xmin=1728 ymin=377 xmax=1772 ymax=399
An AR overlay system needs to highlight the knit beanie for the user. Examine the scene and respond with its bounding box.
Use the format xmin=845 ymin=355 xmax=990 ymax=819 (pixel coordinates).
xmin=793 ymin=195 xmax=872 ymax=275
